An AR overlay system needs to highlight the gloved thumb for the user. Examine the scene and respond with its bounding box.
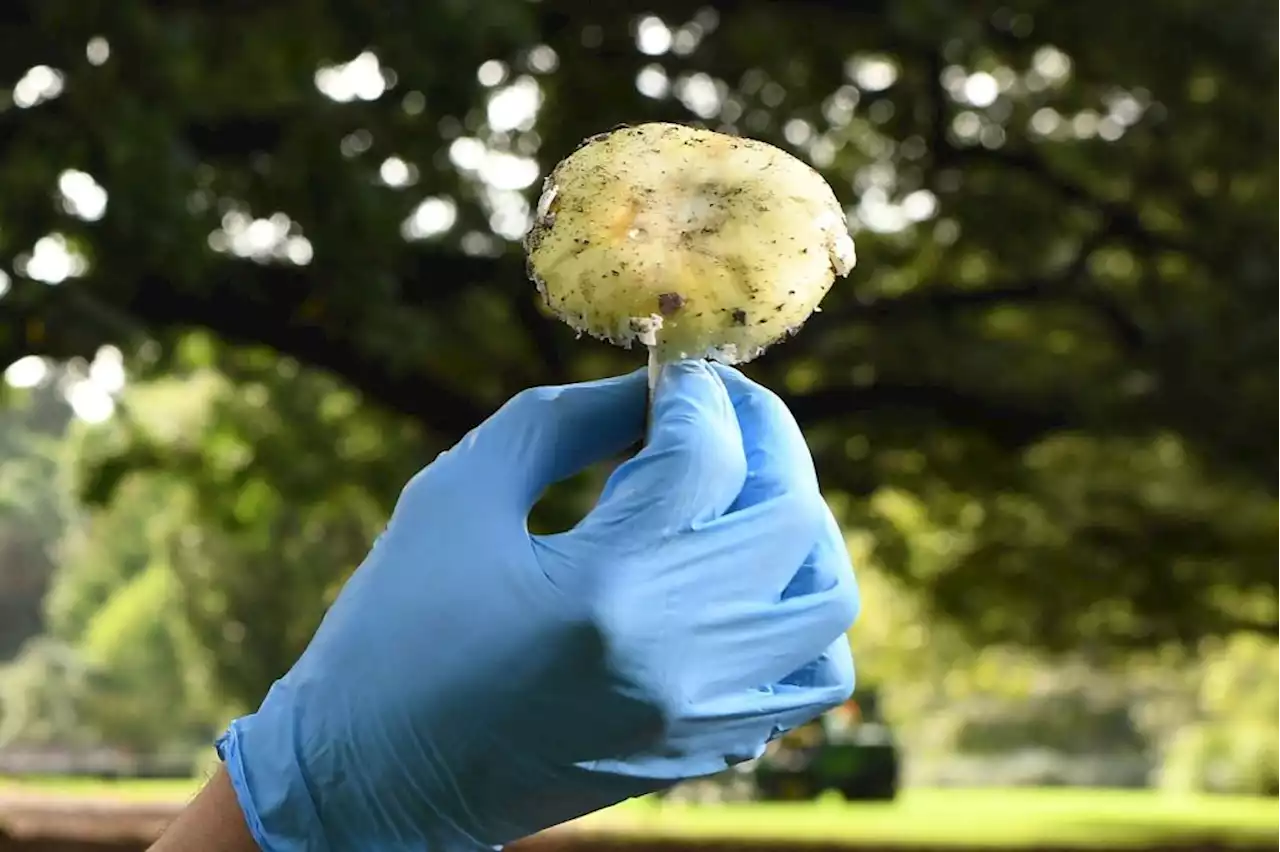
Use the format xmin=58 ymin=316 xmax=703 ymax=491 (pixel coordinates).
xmin=449 ymin=369 xmax=649 ymax=515
xmin=577 ymin=360 xmax=747 ymax=538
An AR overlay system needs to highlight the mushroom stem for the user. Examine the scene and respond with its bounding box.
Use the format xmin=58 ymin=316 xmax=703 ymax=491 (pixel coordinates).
xmin=645 ymin=345 xmax=660 ymax=439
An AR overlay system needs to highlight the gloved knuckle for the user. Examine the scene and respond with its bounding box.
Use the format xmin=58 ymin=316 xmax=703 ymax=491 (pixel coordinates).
xmin=651 ymin=409 xmax=700 ymax=442
xmin=687 ymin=427 xmax=748 ymax=481
xmin=587 ymin=599 xmax=689 ymax=735
xmin=587 ymin=593 xmax=640 ymax=644
xmin=802 ymin=488 xmax=833 ymax=530
xmin=651 ymin=689 xmax=691 ymax=735
xmin=625 ymin=670 xmax=689 ymax=737
xmin=826 ymin=582 xmax=861 ymax=634
xmin=773 ymin=488 xmax=830 ymax=540
xmin=748 ymin=380 xmax=792 ymax=420
xmin=739 ymin=380 xmax=803 ymax=439
xmin=837 ymin=666 xmax=856 ymax=702
xmin=833 ymin=650 xmax=857 ymax=703
xmin=506 ymin=385 xmax=558 ymax=417
xmin=819 ymin=643 xmax=857 ymax=708
xmin=395 ymin=461 xmax=443 ymax=507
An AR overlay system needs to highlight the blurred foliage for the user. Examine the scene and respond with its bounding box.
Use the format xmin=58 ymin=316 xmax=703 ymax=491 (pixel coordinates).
xmin=1150 ymin=635 xmax=1279 ymax=796
xmin=846 ymin=522 xmax=1279 ymax=794
xmin=0 ymin=636 xmax=96 ymax=748
xmin=0 ymin=0 xmax=1276 ymax=736
xmin=70 ymin=344 xmax=408 ymax=708
xmin=1 ymin=0 xmax=1275 ymax=652
xmin=0 ymin=385 xmax=1275 ymax=792
xmin=0 ymin=378 xmax=75 ymax=658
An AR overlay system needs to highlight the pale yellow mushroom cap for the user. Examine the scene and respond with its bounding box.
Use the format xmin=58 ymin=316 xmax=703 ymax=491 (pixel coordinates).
xmin=524 ymin=122 xmax=855 ymax=365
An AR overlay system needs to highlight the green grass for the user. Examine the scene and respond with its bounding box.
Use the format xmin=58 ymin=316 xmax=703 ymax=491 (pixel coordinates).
xmin=0 ymin=775 xmax=201 ymax=802
xmin=1 ymin=779 xmax=1275 ymax=847
xmin=574 ymin=788 xmax=1280 ymax=847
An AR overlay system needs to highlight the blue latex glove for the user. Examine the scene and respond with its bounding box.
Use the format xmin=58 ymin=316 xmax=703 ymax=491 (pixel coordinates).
xmin=216 ymin=361 xmax=859 ymax=851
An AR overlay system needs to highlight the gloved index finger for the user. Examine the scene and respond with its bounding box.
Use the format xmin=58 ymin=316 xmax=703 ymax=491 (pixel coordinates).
xmin=710 ymin=364 xmax=819 ymax=511
xmin=443 ymin=369 xmax=649 ymax=516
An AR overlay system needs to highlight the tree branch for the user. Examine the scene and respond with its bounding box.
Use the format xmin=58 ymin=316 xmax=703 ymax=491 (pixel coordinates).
xmin=1225 ymin=615 xmax=1280 ymax=635
xmin=954 ymin=145 xmax=1191 ymax=256
xmin=4 ymin=258 xmax=1082 ymax=452
xmin=127 ymin=272 xmax=490 ymax=436
xmin=0 ymin=260 xmax=493 ymax=437
xmin=783 ymin=381 xmax=1072 ymax=448
xmin=831 ymin=227 xmax=1146 ymax=351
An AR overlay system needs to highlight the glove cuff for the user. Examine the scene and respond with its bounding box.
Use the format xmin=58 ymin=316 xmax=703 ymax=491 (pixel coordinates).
xmin=216 ymin=701 xmax=499 ymax=851
xmin=216 ymin=715 xmax=330 ymax=852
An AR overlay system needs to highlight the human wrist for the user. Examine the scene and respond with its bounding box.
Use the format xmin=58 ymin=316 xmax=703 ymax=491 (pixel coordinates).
xmin=149 ymin=766 xmax=258 ymax=852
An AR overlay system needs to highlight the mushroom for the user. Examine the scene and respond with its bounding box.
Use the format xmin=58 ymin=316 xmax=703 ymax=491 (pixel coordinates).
xmin=525 ymin=122 xmax=855 ymax=396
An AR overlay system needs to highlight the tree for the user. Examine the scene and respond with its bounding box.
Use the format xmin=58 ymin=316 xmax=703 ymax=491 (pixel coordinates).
xmin=1 ymin=0 xmax=1275 ymax=649
xmin=0 ymin=376 xmax=75 ymax=659
xmin=74 ymin=559 xmax=217 ymax=751
xmin=47 ymin=353 xmax=405 ymax=710
xmin=0 ymin=636 xmax=95 ymax=748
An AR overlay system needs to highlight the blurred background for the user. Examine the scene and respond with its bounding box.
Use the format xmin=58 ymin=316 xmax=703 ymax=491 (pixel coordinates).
xmin=0 ymin=0 xmax=1276 ymax=849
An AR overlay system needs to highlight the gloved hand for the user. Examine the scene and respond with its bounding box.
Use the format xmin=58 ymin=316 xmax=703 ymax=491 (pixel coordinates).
xmin=216 ymin=361 xmax=859 ymax=851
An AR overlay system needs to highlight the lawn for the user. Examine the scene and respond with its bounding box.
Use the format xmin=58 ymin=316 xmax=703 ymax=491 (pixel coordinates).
xmin=1 ymin=778 xmax=1275 ymax=847
xmin=574 ymin=788 xmax=1279 ymax=847
xmin=0 ymin=775 xmax=201 ymax=803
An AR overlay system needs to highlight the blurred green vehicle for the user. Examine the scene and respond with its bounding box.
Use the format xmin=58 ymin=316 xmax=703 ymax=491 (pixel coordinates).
xmin=659 ymin=689 xmax=901 ymax=803
xmin=752 ymin=688 xmax=900 ymax=802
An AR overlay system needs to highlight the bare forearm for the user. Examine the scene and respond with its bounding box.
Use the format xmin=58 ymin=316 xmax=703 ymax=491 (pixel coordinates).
xmin=150 ymin=765 xmax=259 ymax=852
